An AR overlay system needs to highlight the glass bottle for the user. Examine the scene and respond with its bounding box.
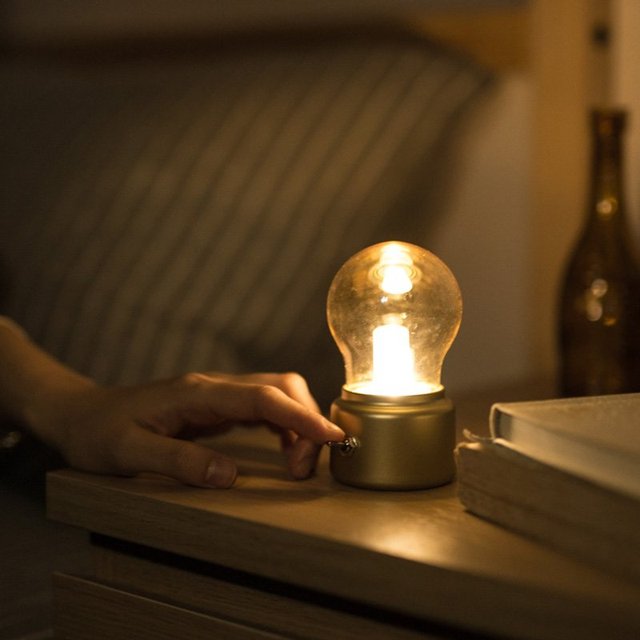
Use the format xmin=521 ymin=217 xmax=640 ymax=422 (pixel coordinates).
xmin=559 ymin=109 xmax=640 ymax=397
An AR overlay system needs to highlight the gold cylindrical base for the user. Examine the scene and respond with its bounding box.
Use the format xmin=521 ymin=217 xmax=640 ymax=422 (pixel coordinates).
xmin=329 ymin=388 xmax=455 ymax=490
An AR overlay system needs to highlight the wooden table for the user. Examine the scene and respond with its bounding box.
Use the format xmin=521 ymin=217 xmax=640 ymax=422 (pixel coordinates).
xmin=47 ymin=391 xmax=640 ymax=640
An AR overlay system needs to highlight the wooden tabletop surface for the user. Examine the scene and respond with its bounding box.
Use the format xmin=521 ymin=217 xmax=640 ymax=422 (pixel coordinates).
xmin=47 ymin=396 xmax=640 ymax=640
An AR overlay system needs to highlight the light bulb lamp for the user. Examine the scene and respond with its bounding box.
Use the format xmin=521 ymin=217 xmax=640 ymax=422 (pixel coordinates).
xmin=326 ymin=241 xmax=462 ymax=490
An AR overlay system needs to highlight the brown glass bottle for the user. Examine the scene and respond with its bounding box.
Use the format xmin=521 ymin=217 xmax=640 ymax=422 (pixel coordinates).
xmin=559 ymin=109 xmax=640 ymax=397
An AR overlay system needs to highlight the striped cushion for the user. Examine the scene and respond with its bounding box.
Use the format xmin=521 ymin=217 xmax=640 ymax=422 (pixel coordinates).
xmin=0 ymin=36 xmax=490 ymax=409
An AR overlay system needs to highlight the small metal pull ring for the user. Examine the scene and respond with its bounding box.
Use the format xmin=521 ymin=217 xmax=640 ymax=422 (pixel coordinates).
xmin=326 ymin=436 xmax=360 ymax=457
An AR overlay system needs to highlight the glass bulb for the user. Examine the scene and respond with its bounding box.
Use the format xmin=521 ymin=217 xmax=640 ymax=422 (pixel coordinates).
xmin=327 ymin=241 xmax=462 ymax=397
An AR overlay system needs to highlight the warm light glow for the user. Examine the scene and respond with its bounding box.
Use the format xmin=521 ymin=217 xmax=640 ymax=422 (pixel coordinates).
xmin=327 ymin=241 xmax=462 ymax=398
xmin=376 ymin=243 xmax=414 ymax=295
xmin=380 ymin=265 xmax=413 ymax=295
xmin=374 ymin=323 xmax=413 ymax=383
xmin=355 ymin=320 xmax=432 ymax=396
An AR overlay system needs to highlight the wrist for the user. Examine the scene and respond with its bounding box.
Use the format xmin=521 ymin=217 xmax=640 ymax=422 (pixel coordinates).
xmin=25 ymin=369 xmax=98 ymax=453
xmin=0 ymin=319 xmax=97 ymax=450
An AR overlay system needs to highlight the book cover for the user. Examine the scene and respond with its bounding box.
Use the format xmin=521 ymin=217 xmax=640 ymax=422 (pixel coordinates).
xmin=456 ymin=440 xmax=640 ymax=584
xmin=457 ymin=393 xmax=640 ymax=585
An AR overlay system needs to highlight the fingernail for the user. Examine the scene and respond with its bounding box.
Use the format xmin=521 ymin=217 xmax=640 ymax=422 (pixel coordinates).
xmin=205 ymin=459 xmax=237 ymax=489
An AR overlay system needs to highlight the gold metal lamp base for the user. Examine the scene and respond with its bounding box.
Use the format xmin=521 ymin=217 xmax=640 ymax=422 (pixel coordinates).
xmin=329 ymin=388 xmax=456 ymax=490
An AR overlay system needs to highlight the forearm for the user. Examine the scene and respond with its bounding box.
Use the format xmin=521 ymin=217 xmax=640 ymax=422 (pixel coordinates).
xmin=0 ymin=317 xmax=96 ymax=450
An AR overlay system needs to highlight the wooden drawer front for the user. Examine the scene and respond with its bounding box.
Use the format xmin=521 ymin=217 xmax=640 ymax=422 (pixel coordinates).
xmin=53 ymin=573 xmax=285 ymax=640
xmin=91 ymin=542 xmax=450 ymax=640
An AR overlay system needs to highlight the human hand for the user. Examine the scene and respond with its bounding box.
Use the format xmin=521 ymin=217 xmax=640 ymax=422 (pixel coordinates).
xmin=39 ymin=372 xmax=345 ymax=489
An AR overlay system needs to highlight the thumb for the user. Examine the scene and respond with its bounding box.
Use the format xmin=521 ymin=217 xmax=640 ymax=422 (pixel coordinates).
xmin=122 ymin=428 xmax=237 ymax=488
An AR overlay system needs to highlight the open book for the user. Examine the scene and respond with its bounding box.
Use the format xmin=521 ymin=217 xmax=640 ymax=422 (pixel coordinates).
xmin=456 ymin=393 xmax=640 ymax=585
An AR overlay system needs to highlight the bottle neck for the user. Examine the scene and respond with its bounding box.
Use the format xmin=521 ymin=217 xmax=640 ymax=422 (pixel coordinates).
xmin=588 ymin=110 xmax=625 ymax=224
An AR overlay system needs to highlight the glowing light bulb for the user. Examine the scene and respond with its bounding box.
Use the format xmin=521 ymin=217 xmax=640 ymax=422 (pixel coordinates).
xmin=327 ymin=241 xmax=461 ymax=400
xmin=326 ymin=241 xmax=462 ymax=490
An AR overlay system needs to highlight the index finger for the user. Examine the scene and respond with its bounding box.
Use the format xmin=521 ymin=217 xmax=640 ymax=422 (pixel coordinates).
xmin=215 ymin=372 xmax=321 ymax=414
xmin=172 ymin=375 xmax=345 ymax=443
xmin=250 ymin=384 xmax=344 ymax=442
